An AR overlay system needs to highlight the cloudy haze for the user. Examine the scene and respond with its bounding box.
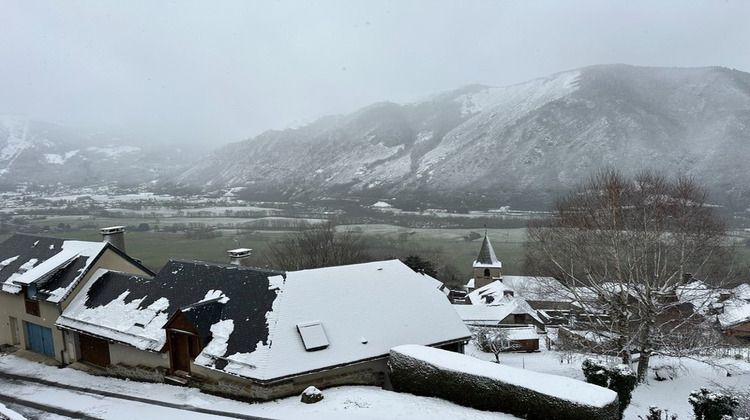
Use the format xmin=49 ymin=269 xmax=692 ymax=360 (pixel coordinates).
xmin=2 ymin=0 xmax=749 ymax=146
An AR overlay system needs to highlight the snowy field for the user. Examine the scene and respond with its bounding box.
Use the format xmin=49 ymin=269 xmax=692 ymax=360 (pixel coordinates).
xmin=2 ymin=343 xmax=750 ymax=420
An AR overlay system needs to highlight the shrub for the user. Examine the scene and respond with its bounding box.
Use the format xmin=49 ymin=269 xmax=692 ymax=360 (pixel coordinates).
xmin=689 ymin=387 xmax=739 ymax=420
xmin=582 ymin=359 xmax=637 ymax=418
xmin=640 ymin=406 xmax=677 ymax=420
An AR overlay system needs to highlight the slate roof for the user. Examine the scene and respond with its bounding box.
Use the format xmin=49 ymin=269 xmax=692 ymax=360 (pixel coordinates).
xmin=467 ymin=280 xmax=515 ymax=305
xmin=58 ymin=260 xmax=282 ymax=354
xmin=472 ymin=234 xmax=501 ymax=268
xmin=0 ymin=234 xmax=149 ymax=304
xmin=58 ymin=259 xmax=470 ymax=382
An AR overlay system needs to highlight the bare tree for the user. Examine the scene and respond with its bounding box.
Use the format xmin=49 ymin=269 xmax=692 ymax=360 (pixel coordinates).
xmin=524 ymin=169 xmax=735 ymax=382
xmin=472 ymin=326 xmax=511 ymax=363
xmin=266 ymin=220 xmax=373 ymax=270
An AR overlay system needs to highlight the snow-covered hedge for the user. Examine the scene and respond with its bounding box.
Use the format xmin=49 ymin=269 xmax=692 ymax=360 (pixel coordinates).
xmin=388 ymin=345 xmax=619 ymax=420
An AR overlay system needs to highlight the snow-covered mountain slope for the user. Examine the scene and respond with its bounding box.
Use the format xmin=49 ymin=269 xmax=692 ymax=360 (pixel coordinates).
xmin=170 ymin=65 xmax=750 ymax=209
xmin=0 ymin=116 xmax=196 ymax=188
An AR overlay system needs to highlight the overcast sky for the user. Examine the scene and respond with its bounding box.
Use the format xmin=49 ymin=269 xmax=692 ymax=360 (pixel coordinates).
xmin=2 ymin=0 xmax=749 ymax=146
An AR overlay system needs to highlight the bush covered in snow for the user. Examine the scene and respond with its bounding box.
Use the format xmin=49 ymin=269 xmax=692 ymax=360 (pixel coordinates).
xmin=689 ymin=387 xmax=739 ymax=420
xmin=388 ymin=345 xmax=619 ymax=420
xmin=641 ymin=406 xmax=678 ymax=420
xmin=582 ymin=358 xmax=637 ymax=418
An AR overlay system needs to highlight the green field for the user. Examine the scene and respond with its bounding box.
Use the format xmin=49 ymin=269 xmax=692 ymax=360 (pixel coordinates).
xmin=1 ymin=224 xmax=528 ymax=281
xmin=6 ymin=212 xmax=748 ymax=283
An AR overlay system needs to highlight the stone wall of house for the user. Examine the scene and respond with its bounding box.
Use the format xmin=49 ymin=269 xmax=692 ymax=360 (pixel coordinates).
xmin=188 ymin=358 xmax=389 ymax=401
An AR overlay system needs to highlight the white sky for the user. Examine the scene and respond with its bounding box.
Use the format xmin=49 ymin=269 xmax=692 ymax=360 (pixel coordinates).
xmin=2 ymin=0 xmax=749 ymax=146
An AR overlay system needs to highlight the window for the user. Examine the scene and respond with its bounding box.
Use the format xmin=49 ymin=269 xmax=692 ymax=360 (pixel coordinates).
xmin=22 ymin=286 xmax=40 ymax=317
xmin=484 ymin=268 xmax=490 ymax=277
xmin=297 ymin=321 xmax=329 ymax=351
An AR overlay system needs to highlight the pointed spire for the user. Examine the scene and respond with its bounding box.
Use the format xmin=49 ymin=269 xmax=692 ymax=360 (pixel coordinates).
xmin=473 ymin=233 xmax=502 ymax=268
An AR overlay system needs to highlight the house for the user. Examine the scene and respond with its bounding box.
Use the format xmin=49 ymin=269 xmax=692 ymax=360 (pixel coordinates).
xmin=710 ymin=283 xmax=750 ymax=341
xmin=454 ymin=297 xmax=545 ymax=329
xmin=0 ymin=229 xmax=153 ymax=363
xmin=57 ymin=258 xmax=470 ymax=400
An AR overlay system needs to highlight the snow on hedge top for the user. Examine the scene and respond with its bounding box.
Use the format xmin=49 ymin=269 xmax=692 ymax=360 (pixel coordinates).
xmin=391 ymin=344 xmax=617 ymax=408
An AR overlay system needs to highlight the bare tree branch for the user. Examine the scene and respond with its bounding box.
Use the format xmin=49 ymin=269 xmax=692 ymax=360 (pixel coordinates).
xmin=524 ymin=168 xmax=736 ymax=382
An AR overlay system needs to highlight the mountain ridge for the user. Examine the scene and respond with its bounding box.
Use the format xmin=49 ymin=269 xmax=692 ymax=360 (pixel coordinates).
xmin=167 ymin=64 xmax=750 ymax=210
xmin=2 ymin=64 xmax=749 ymax=211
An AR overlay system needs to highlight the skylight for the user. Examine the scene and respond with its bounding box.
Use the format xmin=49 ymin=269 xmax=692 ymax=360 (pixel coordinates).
xmin=297 ymin=321 xmax=329 ymax=351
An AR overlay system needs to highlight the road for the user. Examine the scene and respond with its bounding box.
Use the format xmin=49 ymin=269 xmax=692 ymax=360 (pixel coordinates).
xmin=0 ymin=371 xmax=272 ymax=420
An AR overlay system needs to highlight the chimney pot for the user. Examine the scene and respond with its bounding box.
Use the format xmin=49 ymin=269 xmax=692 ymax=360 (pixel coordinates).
xmin=228 ymin=248 xmax=252 ymax=266
xmin=101 ymin=226 xmax=126 ymax=252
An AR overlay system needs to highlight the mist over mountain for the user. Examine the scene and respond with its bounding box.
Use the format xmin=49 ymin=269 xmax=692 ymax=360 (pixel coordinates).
xmin=3 ymin=64 xmax=750 ymax=211
xmin=0 ymin=116 xmax=204 ymax=189
xmin=168 ymin=64 xmax=750 ymax=210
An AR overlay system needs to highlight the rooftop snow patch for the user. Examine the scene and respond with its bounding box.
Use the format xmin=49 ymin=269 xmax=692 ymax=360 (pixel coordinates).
xmin=0 ymin=234 xmax=108 ymax=303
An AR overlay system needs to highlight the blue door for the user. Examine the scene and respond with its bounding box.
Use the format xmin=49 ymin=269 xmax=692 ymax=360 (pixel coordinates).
xmin=26 ymin=322 xmax=55 ymax=357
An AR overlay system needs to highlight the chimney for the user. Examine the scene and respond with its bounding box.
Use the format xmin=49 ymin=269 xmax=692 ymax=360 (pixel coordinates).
xmin=100 ymin=226 xmax=126 ymax=252
xmin=228 ymin=248 xmax=252 ymax=266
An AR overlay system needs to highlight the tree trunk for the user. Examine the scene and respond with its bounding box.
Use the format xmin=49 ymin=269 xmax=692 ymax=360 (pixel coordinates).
xmin=636 ymin=350 xmax=650 ymax=383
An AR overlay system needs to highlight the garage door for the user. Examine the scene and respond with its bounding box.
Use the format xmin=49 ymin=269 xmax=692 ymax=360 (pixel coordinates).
xmin=26 ymin=322 xmax=54 ymax=357
xmin=79 ymin=334 xmax=111 ymax=366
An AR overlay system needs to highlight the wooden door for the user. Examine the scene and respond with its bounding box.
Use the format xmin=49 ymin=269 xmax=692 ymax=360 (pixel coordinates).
xmin=168 ymin=331 xmax=191 ymax=374
xmin=79 ymin=334 xmax=111 ymax=366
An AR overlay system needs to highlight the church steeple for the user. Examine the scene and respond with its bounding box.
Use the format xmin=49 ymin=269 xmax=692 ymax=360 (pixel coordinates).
xmin=472 ymin=233 xmax=502 ymax=289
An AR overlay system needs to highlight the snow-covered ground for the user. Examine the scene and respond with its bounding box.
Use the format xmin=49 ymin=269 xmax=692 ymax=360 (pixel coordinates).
xmin=2 ymin=343 xmax=750 ymax=420
xmin=465 ymin=342 xmax=750 ymax=420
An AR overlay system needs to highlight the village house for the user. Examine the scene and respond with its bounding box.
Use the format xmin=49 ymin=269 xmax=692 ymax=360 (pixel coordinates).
xmin=0 ymin=228 xmax=153 ymax=363
xmin=56 ymin=258 xmax=470 ymax=400
xmin=705 ymin=283 xmax=750 ymax=341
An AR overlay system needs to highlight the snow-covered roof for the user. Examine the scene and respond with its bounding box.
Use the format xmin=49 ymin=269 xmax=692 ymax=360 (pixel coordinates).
xmin=733 ymin=283 xmax=750 ymax=301
xmin=504 ymin=325 xmax=542 ymax=341
xmin=58 ymin=259 xmax=470 ymax=382
xmin=717 ymin=298 xmax=750 ymax=329
xmin=467 ymin=280 xmax=515 ymax=305
xmin=419 ymin=272 xmax=450 ymax=295
xmin=453 ymin=298 xmax=543 ymax=326
xmin=0 ymin=234 xmax=111 ymax=303
xmin=472 ymin=234 xmax=501 ymax=268
xmin=501 ymin=276 xmax=569 ymax=303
